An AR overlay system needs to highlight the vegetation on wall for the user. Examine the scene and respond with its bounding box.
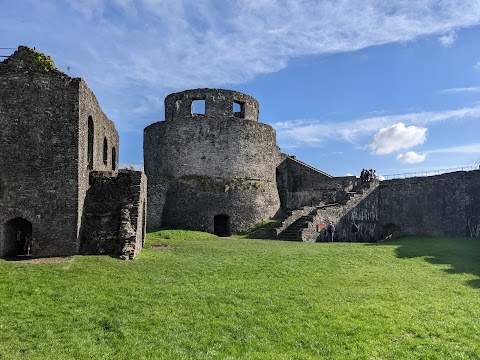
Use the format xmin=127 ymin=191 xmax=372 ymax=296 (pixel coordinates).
xmin=31 ymin=49 xmax=56 ymax=73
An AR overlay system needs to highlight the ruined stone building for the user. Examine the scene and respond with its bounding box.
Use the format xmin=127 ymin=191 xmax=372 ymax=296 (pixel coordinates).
xmin=144 ymin=89 xmax=480 ymax=241
xmin=144 ymin=89 xmax=281 ymax=235
xmin=144 ymin=89 xmax=367 ymax=236
xmin=0 ymin=46 xmax=146 ymax=259
xmin=2 ymin=46 xmax=479 ymax=256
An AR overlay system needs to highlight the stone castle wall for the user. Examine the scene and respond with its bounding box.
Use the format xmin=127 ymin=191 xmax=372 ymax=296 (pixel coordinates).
xmin=276 ymin=155 xmax=356 ymax=209
xmin=329 ymin=171 xmax=480 ymax=241
xmin=0 ymin=48 xmax=82 ymax=256
xmin=80 ymin=170 xmax=147 ymax=259
xmin=144 ymin=89 xmax=281 ymax=233
xmin=77 ymin=79 xmax=119 ymax=241
xmin=0 ymin=46 xmax=125 ymax=258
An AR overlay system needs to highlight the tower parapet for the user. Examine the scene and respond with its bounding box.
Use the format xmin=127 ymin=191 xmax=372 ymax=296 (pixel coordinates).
xmin=165 ymin=88 xmax=259 ymax=122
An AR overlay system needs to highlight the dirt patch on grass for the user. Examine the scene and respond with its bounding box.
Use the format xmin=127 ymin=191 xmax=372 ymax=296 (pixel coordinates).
xmin=150 ymin=244 xmax=172 ymax=250
xmin=5 ymin=256 xmax=74 ymax=264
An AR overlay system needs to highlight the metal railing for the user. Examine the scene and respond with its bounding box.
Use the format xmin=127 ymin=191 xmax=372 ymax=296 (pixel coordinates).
xmin=381 ymin=165 xmax=479 ymax=180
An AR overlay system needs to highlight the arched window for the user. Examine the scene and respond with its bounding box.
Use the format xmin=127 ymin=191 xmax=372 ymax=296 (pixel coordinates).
xmin=87 ymin=116 xmax=94 ymax=169
xmin=103 ymin=138 xmax=108 ymax=165
xmin=112 ymin=147 xmax=117 ymax=171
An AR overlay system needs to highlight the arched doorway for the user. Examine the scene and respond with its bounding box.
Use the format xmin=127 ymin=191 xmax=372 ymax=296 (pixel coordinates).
xmin=3 ymin=218 xmax=32 ymax=257
xmin=214 ymin=214 xmax=230 ymax=237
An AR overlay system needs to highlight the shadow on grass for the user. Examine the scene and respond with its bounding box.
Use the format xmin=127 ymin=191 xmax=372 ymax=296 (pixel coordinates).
xmin=238 ymin=220 xmax=281 ymax=239
xmin=371 ymin=237 xmax=480 ymax=289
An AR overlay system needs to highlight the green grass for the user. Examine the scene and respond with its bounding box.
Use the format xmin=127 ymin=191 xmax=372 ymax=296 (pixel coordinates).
xmin=236 ymin=219 xmax=281 ymax=239
xmin=1 ymin=231 xmax=479 ymax=359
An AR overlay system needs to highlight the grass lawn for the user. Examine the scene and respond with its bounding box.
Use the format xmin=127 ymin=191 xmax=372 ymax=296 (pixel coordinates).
xmin=1 ymin=231 xmax=479 ymax=359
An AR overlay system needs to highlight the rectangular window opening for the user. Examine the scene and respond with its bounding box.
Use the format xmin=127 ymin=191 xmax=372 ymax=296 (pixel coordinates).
xmin=233 ymin=101 xmax=245 ymax=118
xmin=191 ymin=99 xmax=206 ymax=116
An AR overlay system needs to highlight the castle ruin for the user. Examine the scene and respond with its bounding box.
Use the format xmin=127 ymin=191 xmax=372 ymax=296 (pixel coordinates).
xmin=0 ymin=46 xmax=147 ymax=259
xmin=144 ymin=89 xmax=281 ymax=235
xmin=1 ymin=46 xmax=479 ymax=260
xmin=144 ymin=91 xmax=480 ymax=242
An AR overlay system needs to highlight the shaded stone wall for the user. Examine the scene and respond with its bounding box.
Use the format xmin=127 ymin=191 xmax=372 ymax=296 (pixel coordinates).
xmin=0 ymin=47 xmax=81 ymax=257
xmin=335 ymin=171 xmax=480 ymax=241
xmin=80 ymin=170 xmax=147 ymax=259
xmin=276 ymin=156 xmax=357 ymax=209
xmin=77 ymin=79 xmax=119 ymax=242
xmin=144 ymin=88 xmax=281 ymax=233
xmin=0 ymin=46 xmax=120 ymax=258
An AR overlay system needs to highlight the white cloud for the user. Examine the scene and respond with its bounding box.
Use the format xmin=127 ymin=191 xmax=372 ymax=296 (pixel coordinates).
xmin=440 ymin=87 xmax=480 ymax=93
xmin=273 ymin=105 xmax=480 ymax=149
xmin=5 ymin=0 xmax=480 ymax=134
xmin=425 ymin=143 xmax=480 ymax=154
xmin=369 ymin=122 xmax=427 ymax=155
xmin=438 ymin=30 xmax=457 ymax=47
xmin=474 ymin=61 xmax=480 ymax=71
xmin=62 ymin=1 xmax=480 ymax=94
xmin=397 ymin=151 xmax=427 ymax=163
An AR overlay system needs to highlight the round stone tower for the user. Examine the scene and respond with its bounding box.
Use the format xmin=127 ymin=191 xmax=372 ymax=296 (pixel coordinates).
xmin=144 ymin=88 xmax=281 ymax=235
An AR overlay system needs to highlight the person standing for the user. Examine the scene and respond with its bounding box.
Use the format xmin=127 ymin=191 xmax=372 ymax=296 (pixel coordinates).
xmin=24 ymin=234 xmax=32 ymax=256
xmin=327 ymin=222 xmax=335 ymax=242
xmin=350 ymin=221 xmax=359 ymax=242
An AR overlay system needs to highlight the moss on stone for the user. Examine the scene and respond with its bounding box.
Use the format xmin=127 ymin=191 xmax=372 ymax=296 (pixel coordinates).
xmin=31 ymin=49 xmax=56 ymax=73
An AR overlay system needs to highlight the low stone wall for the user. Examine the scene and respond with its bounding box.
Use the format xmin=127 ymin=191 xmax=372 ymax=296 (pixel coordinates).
xmin=80 ymin=170 xmax=147 ymax=259
xmin=300 ymin=181 xmax=379 ymax=242
xmin=276 ymin=156 xmax=356 ymax=209
xmin=314 ymin=171 xmax=480 ymax=242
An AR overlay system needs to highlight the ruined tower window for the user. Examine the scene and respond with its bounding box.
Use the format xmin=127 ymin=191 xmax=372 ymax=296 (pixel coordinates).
xmin=103 ymin=138 xmax=108 ymax=165
xmin=233 ymin=101 xmax=245 ymax=118
xmin=112 ymin=147 xmax=117 ymax=171
xmin=191 ymin=99 xmax=206 ymax=116
xmin=87 ymin=116 xmax=94 ymax=169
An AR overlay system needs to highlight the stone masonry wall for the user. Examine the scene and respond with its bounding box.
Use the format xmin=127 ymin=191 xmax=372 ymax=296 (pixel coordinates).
xmin=0 ymin=47 xmax=81 ymax=257
xmin=165 ymin=88 xmax=259 ymax=122
xmin=0 ymin=46 xmax=120 ymax=258
xmin=144 ymin=88 xmax=280 ymax=232
xmin=80 ymin=170 xmax=147 ymax=259
xmin=277 ymin=156 xmax=357 ymax=209
xmin=334 ymin=171 xmax=480 ymax=241
xmin=77 ymin=79 xmax=119 ymax=244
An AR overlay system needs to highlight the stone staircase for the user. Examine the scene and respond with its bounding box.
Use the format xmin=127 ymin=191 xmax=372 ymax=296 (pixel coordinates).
xmin=277 ymin=214 xmax=315 ymax=241
xmin=275 ymin=180 xmax=379 ymax=242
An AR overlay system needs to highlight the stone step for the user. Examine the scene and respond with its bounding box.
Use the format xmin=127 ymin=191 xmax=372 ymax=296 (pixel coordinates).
xmin=278 ymin=234 xmax=301 ymax=240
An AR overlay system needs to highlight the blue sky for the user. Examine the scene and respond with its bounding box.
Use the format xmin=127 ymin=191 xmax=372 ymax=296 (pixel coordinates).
xmin=2 ymin=0 xmax=480 ymax=177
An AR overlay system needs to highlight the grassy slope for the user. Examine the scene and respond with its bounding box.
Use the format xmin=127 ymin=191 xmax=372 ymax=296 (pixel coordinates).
xmin=0 ymin=231 xmax=479 ymax=359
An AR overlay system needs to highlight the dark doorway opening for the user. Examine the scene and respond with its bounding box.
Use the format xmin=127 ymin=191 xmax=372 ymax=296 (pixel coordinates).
xmin=3 ymin=218 xmax=32 ymax=257
xmin=214 ymin=214 xmax=230 ymax=237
